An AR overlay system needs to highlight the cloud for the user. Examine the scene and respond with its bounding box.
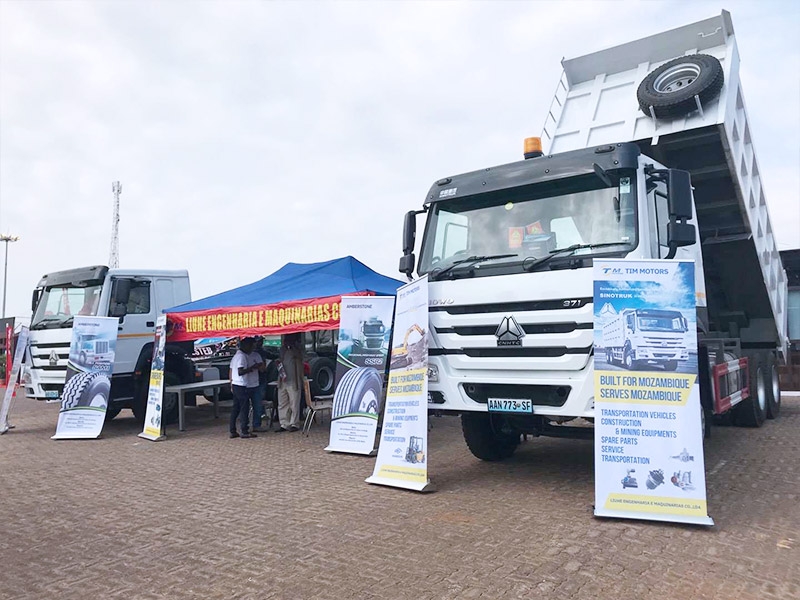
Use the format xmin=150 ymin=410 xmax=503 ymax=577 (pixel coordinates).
xmin=1 ymin=1 xmax=797 ymax=320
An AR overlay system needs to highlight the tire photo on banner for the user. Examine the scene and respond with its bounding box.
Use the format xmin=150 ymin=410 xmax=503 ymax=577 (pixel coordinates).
xmin=61 ymin=372 xmax=111 ymax=410
xmin=325 ymin=296 xmax=397 ymax=456
xmin=332 ymin=367 xmax=382 ymax=419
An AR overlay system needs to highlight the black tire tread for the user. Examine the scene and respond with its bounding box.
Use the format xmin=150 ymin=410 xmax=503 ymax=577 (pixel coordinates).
xmin=637 ymin=54 xmax=724 ymax=119
xmin=461 ymin=413 xmax=519 ymax=462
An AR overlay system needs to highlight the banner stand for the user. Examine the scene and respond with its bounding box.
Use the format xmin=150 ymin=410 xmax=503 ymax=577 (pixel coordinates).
xmin=1 ymin=326 xmax=29 ymax=435
xmin=366 ymin=277 xmax=433 ymax=493
xmin=325 ymin=296 xmax=397 ymax=456
xmin=139 ymin=315 xmax=168 ymax=442
xmin=593 ymin=259 xmax=713 ymax=526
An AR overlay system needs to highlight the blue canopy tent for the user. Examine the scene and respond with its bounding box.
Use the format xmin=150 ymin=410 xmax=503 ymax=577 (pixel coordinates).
xmin=166 ymin=256 xmax=404 ymax=342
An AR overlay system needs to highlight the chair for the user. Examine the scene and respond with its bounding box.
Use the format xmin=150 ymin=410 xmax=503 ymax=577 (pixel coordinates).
xmin=302 ymin=378 xmax=333 ymax=436
xmin=201 ymin=367 xmax=221 ymax=399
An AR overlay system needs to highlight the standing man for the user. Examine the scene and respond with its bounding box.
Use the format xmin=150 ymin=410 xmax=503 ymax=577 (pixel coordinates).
xmin=229 ymin=337 xmax=261 ymax=439
xmin=276 ymin=333 xmax=304 ymax=432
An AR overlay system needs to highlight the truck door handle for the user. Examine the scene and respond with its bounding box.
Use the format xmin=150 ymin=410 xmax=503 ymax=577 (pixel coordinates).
xmin=146 ymin=321 xmax=155 ymax=327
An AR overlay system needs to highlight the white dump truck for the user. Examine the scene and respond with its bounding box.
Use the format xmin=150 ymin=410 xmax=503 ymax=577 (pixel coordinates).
xmin=398 ymin=11 xmax=788 ymax=460
xmin=601 ymin=308 xmax=689 ymax=371
xmin=25 ymin=265 xmax=196 ymax=423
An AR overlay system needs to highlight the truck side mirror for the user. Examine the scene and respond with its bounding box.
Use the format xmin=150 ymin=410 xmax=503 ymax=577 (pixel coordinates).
xmin=31 ymin=289 xmax=41 ymax=313
xmin=110 ymin=278 xmax=132 ymax=318
xmin=667 ymin=169 xmax=693 ymax=220
xmin=402 ymin=211 xmax=416 ymax=254
xmin=400 ymin=210 xmax=417 ymax=277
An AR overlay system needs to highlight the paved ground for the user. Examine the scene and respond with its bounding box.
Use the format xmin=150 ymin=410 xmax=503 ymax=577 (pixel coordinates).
xmin=1 ymin=391 xmax=798 ymax=600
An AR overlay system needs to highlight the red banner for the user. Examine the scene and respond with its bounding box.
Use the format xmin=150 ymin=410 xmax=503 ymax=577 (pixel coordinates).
xmin=166 ymin=293 xmax=373 ymax=342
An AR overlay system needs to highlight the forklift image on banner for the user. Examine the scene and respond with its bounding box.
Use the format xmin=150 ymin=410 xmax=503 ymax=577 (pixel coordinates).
xmin=405 ymin=436 xmax=425 ymax=464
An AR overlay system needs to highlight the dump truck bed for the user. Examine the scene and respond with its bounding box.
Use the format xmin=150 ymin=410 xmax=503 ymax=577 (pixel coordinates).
xmin=541 ymin=10 xmax=788 ymax=355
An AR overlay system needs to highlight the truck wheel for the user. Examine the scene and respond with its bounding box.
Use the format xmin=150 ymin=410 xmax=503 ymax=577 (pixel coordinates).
xmin=605 ymin=348 xmax=614 ymax=365
xmin=637 ymin=54 xmax=724 ymax=119
xmin=663 ymin=360 xmax=678 ymax=371
xmin=161 ymin=371 xmax=181 ymax=425
xmin=734 ymin=355 xmax=766 ymax=427
xmin=309 ymin=356 xmax=336 ymax=397
xmin=61 ymin=371 xmax=111 ymax=410
xmin=461 ymin=413 xmax=519 ymax=461
xmin=104 ymin=406 xmax=121 ymax=422
xmin=623 ymin=348 xmax=638 ymax=371
xmin=332 ymin=367 xmax=382 ymax=418
xmin=765 ymin=353 xmax=781 ymax=419
xmin=132 ymin=370 xmax=180 ymax=425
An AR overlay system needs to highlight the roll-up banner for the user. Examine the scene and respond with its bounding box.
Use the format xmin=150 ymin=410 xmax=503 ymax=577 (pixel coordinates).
xmin=325 ymin=296 xmax=396 ymax=455
xmin=52 ymin=316 xmax=119 ymax=440
xmin=140 ymin=315 xmax=168 ymax=441
xmin=593 ymin=259 xmax=712 ymax=526
xmin=366 ymin=276 xmax=432 ymax=492
xmin=1 ymin=326 xmax=29 ymax=434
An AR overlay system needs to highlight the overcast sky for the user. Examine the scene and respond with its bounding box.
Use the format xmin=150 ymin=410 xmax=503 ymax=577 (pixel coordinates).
xmin=1 ymin=0 xmax=798 ymax=320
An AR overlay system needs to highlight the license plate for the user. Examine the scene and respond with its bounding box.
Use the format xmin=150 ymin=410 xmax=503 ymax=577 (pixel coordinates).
xmin=487 ymin=398 xmax=532 ymax=413
xmin=45 ymin=391 xmax=59 ymax=399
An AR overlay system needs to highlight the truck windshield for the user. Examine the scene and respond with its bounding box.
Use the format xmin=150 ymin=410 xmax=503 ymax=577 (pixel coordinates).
xmin=31 ymin=283 xmax=104 ymax=329
xmin=637 ymin=315 xmax=685 ymax=332
xmin=418 ymin=175 xmax=636 ymax=276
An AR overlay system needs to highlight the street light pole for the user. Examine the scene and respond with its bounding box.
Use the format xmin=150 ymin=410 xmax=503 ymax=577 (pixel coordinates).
xmin=1 ymin=234 xmax=20 ymax=319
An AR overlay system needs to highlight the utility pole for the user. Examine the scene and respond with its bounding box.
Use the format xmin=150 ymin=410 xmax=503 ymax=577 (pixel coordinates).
xmin=1 ymin=234 xmax=20 ymax=318
xmin=109 ymin=181 xmax=121 ymax=268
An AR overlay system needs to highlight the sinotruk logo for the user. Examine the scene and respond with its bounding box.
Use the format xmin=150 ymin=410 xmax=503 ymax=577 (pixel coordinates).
xmin=495 ymin=316 xmax=525 ymax=346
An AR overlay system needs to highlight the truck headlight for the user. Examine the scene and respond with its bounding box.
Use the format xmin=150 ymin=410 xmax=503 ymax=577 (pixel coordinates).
xmin=427 ymin=364 xmax=439 ymax=382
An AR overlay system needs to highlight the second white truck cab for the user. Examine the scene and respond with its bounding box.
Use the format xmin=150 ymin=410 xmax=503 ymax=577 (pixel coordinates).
xmin=600 ymin=308 xmax=689 ymax=371
xmin=26 ymin=265 xmax=195 ymax=422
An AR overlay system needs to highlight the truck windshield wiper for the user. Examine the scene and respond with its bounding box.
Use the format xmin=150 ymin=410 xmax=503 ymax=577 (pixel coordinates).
xmin=430 ymin=254 xmax=518 ymax=280
xmin=523 ymin=242 xmax=628 ymax=273
xmin=30 ymin=317 xmax=63 ymax=330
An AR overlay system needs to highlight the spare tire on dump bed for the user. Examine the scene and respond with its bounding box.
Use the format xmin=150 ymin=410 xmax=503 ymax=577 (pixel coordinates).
xmin=637 ymin=53 xmax=724 ymax=119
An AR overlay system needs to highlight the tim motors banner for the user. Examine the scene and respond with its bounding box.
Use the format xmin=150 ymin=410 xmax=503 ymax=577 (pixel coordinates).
xmin=166 ymin=293 xmax=373 ymax=342
xmin=52 ymin=317 xmax=118 ymax=440
xmin=139 ymin=315 xmax=168 ymax=441
xmin=1 ymin=326 xmax=29 ymax=434
xmin=325 ymin=296 xmax=396 ymax=455
xmin=593 ymin=259 xmax=712 ymax=526
xmin=366 ymin=276 xmax=431 ymax=492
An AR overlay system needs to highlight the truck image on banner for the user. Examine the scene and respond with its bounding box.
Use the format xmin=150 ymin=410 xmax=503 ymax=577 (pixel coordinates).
xmin=366 ymin=276 xmax=432 ymax=492
xmin=325 ymin=296 xmax=396 ymax=455
xmin=52 ymin=316 xmax=119 ymax=440
xmin=593 ymin=259 xmax=712 ymax=526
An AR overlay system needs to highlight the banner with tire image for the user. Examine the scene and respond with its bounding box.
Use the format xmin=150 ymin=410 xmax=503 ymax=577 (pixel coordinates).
xmin=52 ymin=317 xmax=119 ymax=440
xmin=366 ymin=276 xmax=432 ymax=492
xmin=139 ymin=315 xmax=168 ymax=441
xmin=325 ymin=296 xmax=396 ymax=455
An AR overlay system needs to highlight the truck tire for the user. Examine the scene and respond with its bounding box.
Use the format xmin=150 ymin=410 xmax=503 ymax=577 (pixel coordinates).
xmin=734 ymin=355 xmax=766 ymax=427
xmin=461 ymin=413 xmax=520 ymax=461
xmin=104 ymin=406 xmax=121 ymax=422
xmin=332 ymin=367 xmax=382 ymax=419
xmin=663 ymin=360 xmax=678 ymax=372
xmin=61 ymin=371 xmax=111 ymax=410
xmin=623 ymin=347 xmax=638 ymax=371
xmin=765 ymin=352 xmax=781 ymax=419
xmin=605 ymin=348 xmax=614 ymax=365
xmin=637 ymin=54 xmax=724 ymax=119
xmin=309 ymin=356 xmax=336 ymax=397
xmin=132 ymin=370 xmax=180 ymax=426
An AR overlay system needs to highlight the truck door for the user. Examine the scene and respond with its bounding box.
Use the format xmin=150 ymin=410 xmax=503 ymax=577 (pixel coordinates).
xmin=109 ymin=278 xmax=156 ymax=375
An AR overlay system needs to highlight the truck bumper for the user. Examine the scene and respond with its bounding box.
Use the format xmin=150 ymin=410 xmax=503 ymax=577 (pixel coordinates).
xmin=427 ymin=356 xmax=596 ymax=418
xmin=634 ymin=348 xmax=688 ymax=361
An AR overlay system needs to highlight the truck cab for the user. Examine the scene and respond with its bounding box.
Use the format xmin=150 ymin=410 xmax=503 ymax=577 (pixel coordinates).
xmin=26 ymin=266 xmax=193 ymax=421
